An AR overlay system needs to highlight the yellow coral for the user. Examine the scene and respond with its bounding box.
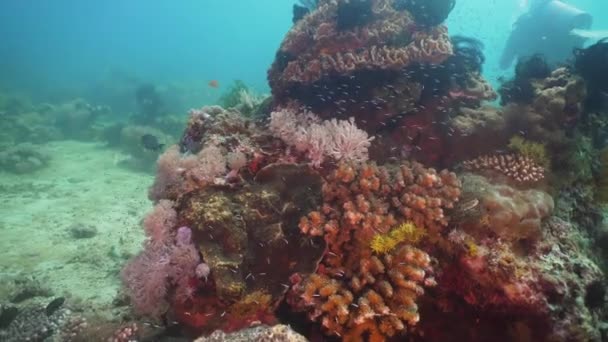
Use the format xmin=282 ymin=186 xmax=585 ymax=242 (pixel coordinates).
xmin=390 ymin=222 xmax=425 ymax=244
xmin=465 ymin=238 xmax=479 ymax=257
xmin=508 ymin=136 xmax=550 ymax=168
xmin=370 ymin=235 xmax=393 ymax=254
xmin=370 ymin=222 xmax=425 ymax=254
xmin=228 ymin=290 xmax=272 ymax=319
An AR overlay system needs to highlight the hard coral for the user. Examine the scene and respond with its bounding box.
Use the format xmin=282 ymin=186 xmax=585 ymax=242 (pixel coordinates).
xmin=297 ymin=246 xmax=433 ymax=340
xmin=503 ymin=67 xmax=586 ymax=141
xmin=173 ymin=163 xmax=325 ymax=333
xmin=507 ymin=135 xmax=550 ymax=169
xmin=195 ymin=324 xmax=307 ymax=342
xmin=370 ymin=222 xmax=426 ymax=254
xmin=268 ymin=0 xmax=453 ymax=93
xmin=456 ymin=173 xmax=554 ymax=244
xmin=0 ymin=302 xmax=85 ymax=342
xmin=0 ymin=143 xmax=50 ymax=174
xmin=435 ymin=217 xmax=604 ymax=341
xmin=462 ymin=153 xmax=545 ymax=184
xmin=293 ymin=162 xmax=459 ymax=340
xmin=150 ymin=106 xmax=279 ymax=202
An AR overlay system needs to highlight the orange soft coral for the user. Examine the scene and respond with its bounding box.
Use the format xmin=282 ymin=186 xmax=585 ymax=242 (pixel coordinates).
xmin=292 ymin=162 xmax=460 ymax=340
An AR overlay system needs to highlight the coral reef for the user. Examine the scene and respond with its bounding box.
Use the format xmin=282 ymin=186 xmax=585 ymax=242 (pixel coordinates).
xmin=269 ymin=0 xmax=453 ymax=92
xmin=0 ymin=300 xmax=87 ymax=342
xmin=370 ymin=221 xmax=425 ymax=254
xmin=454 ymin=173 xmax=554 ymax=244
xmin=444 ymin=105 xmax=507 ymax=164
xmin=123 ymin=107 xmax=328 ymax=333
xmin=0 ymin=143 xmax=50 ymax=174
xmin=430 ymin=216 xmax=605 ymax=341
xmin=507 ymin=135 xmax=550 ymax=169
xmin=195 ymin=324 xmax=307 ymax=342
xmin=172 ymin=163 xmax=325 ymax=332
xmin=596 ymin=148 xmax=608 ymax=203
xmin=499 ymin=54 xmax=552 ymax=105
xmin=0 ymin=95 xmax=111 ymax=145
xmin=217 ymin=80 xmax=268 ymax=117
xmin=113 ymin=2 xmax=608 ymax=341
xmin=269 ymin=107 xmax=374 ymax=166
xmin=461 ymin=153 xmax=545 ymax=184
xmin=121 ymin=204 xmax=200 ymax=319
xmin=49 ymin=98 xmax=109 ymax=139
xmin=266 ymin=1 xmax=499 ymax=169
xmin=292 ymin=162 xmax=460 ymax=340
xmin=502 ymin=67 xmax=586 ymax=148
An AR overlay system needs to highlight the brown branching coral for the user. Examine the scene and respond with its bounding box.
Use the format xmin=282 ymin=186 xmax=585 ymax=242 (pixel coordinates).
xmin=299 ymin=246 xmax=434 ymax=340
xmin=300 ymin=162 xmax=461 ymax=237
xmin=293 ymin=162 xmax=460 ymax=340
xmin=462 ymin=153 xmax=545 ymax=183
xmin=269 ymin=0 xmax=453 ymax=92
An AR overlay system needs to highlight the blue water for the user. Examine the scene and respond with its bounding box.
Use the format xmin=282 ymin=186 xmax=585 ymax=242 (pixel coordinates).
xmin=1 ymin=0 xmax=606 ymax=106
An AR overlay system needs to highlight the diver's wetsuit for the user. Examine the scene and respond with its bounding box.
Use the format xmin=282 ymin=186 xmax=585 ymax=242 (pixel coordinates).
xmin=500 ymin=0 xmax=592 ymax=69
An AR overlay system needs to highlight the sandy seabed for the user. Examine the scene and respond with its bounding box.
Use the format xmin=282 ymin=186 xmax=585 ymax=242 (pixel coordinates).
xmin=0 ymin=141 xmax=152 ymax=311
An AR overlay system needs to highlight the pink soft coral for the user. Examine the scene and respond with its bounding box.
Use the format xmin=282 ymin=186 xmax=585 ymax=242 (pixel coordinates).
xmin=122 ymin=224 xmax=201 ymax=318
xmin=143 ymin=199 xmax=177 ymax=246
xmin=269 ymin=108 xmax=373 ymax=166
xmin=121 ymin=243 xmax=171 ymax=318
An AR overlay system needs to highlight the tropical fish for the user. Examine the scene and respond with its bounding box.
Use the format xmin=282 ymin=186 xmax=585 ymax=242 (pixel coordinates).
xmin=45 ymin=297 xmax=65 ymax=316
xmin=208 ymin=80 xmax=219 ymax=88
xmin=141 ymin=134 xmax=165 ymax=151
xmin=458 ymin=198 xmax=479 ymax=212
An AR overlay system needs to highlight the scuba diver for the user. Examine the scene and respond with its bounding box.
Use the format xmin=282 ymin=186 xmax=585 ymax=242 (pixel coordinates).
xmin=500 ymin=0 xmax=594 ymax=69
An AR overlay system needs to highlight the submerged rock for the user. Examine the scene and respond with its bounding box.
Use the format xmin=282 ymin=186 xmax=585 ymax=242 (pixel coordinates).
xmin=194 ymin=324 xmax=307 ymax=342
xmin=68 ymin=223 xmax=98 ymax=239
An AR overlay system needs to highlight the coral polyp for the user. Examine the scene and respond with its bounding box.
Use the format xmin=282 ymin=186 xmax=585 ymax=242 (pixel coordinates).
xmin=370 ymin=222 xmax=426 ymax=254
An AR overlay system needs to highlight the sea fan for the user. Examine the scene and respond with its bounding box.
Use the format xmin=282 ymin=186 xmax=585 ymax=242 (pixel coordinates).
xmin=121 ymin=244 xmax=171 ymax=318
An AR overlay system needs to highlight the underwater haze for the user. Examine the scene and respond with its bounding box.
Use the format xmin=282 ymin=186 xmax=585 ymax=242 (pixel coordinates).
xmin=0 ymin=0 xmax=292 ymax=104
xmin=2 ymin=0 xmax=605 ymax=103
xmin=2 ymin=0 xmax=608 ymax=341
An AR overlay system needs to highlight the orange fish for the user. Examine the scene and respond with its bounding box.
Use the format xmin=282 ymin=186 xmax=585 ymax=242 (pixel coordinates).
xmin=208 ymin=80 xmax=219 ymax=88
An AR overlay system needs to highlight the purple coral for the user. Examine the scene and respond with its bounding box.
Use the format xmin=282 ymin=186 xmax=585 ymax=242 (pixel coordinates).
xmin=175 ymin=226 xmax=193 ymax=245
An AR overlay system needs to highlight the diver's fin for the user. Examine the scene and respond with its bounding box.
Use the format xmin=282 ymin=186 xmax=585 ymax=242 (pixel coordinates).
xmin=570 ymin=28 xmax=608 ymax=40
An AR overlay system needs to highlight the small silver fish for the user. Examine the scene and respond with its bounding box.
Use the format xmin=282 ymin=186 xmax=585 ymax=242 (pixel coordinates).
xmin=459 ymin=199 xmax=479 ymax=212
